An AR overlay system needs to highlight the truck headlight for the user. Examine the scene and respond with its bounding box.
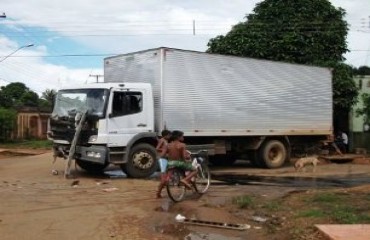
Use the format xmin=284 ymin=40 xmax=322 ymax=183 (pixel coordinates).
xmin=88 ymin=135 xmax=98 ymax=143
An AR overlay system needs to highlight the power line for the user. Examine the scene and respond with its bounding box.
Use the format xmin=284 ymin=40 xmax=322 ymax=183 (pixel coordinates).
xmin=1 ymin=48 xmax=370 ymax=59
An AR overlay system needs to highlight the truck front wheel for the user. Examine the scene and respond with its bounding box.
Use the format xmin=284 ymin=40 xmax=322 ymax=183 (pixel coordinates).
xmin=123 ymin=143 xmax=157 ymax=178
xmin=260 ymin=140 xmax=287 ymax=168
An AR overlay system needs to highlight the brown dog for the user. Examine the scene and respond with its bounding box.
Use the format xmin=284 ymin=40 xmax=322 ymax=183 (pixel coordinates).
xmin=294 ymin=156 xmax=320 ymax=172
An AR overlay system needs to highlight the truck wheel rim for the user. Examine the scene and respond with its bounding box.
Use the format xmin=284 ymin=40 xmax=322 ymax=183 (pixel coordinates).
xmin=132 ymin=151 xmax=153 ymax=169
xmin=268 ymin=147 xmax=283 ymax=162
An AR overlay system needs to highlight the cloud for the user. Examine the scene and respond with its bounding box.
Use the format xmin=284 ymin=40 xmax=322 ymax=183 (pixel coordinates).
xmin=0 ymin=35 xmax=101 ymax=93
xmin=0 ymin=0 xmax=369 ymax=94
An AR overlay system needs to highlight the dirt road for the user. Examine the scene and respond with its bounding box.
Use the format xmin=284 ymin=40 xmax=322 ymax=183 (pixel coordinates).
xmin=1 ymin=152 xmax=370 ymax=240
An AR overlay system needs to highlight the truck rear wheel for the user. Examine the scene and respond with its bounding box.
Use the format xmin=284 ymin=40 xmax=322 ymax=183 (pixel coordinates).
xmin=76 ymin=159 xmax=109 ymax=173
xmin=260 ymin=140 xmax=287 ymax=168
xmin=123 ymin=143 xmax=157 ymax=178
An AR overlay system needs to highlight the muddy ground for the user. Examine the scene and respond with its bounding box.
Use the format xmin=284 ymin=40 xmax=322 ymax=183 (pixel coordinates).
xmin=1 ymin=151 xmax=370 ymax=240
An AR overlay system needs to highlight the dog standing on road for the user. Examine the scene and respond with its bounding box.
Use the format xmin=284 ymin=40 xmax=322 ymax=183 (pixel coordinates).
xmin=294 ymin=156 xmax=320 ymax=172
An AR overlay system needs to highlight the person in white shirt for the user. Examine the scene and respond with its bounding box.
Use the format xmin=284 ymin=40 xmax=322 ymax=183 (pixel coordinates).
xmin=336 ymin=130 xmax=348 ymax=153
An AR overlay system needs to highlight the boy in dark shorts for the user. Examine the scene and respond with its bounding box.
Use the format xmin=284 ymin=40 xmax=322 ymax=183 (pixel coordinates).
xmin=166 ymin=130 xmax=197 ymax=189
xmin=156 ymin=130 xmax=171 ymax=198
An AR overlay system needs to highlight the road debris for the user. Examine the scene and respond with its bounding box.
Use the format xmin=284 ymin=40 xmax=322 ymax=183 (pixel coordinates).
xmin=250 ymin=216 xmax=268 ymax=223
xmin=102 ymin=187 xmax=118 ymax=192
xmin=71 ymin=180 xmax=80 ymax=187
xmin=175 ymin=214 xmax=250 ymax=230
xmin=96 ymin=181 xmax=110 ymax=186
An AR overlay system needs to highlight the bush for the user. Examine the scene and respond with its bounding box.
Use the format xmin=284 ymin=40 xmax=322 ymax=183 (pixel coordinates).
xmin=0 ymin=108 xmax=17 ymax=142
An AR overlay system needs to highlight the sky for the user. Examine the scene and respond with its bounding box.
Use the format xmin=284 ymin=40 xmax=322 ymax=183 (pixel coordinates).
xmin=0 ymin=0 xmax=369 ymax=94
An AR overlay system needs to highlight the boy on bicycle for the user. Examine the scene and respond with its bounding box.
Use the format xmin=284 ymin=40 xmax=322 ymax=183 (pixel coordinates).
xmin=166 ymin=130 xmax=197 ymax=190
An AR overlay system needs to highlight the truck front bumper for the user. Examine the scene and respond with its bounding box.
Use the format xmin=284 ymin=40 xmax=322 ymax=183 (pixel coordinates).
xmin=75 ymin=145 xmax=108 ymax=165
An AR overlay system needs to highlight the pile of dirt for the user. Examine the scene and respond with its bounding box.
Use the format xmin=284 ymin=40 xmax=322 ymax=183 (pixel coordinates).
xmin=0 ymin=148 xmax=50 ymax=159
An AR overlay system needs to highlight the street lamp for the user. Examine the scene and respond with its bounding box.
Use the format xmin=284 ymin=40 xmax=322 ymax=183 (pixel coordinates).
xmin=0 ymin=44 xmax=34 ymax=63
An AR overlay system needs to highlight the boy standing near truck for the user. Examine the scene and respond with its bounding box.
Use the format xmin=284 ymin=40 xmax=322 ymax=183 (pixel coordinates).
xmin=156 ymin=130 xmax=171 ymax=198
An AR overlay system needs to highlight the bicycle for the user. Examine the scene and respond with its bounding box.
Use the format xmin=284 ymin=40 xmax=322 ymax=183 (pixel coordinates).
xmin=165 ymin=150 xmax=211 ymax=202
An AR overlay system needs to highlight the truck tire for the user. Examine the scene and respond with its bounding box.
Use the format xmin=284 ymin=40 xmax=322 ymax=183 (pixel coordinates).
xmin=123 ymin=143 xmax=157 ymax=178
xmin=76 ymin=159 xmax=109 ymax=173
xmin=260 ymin=140 xmax=287 ymax=168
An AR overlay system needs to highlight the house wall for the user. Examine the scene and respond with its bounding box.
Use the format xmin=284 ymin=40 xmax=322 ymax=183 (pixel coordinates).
xmin=350 ymin=75 xmax=370 ymax=151
xmin=16 ymin=112 xmax=50 ymax=139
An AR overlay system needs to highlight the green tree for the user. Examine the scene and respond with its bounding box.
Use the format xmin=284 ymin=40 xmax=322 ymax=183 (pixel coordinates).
xmin=353 ymin=66 xmax=370 ymax=76
xmin=20 ymin=91 xmax=39 ymax=107
xmin=37 ymin=89 xmax=57 ymax=112
xmin=41 ymin=89 xmax=56 ymax=104
xmin=207 ymin=0 xmax=348 ymax=64
xmin=0 ymin=108 xmax=17 ymax=142
xmin=207 ymin=0 xmax=358 ymax=127
xmin=0 ymin=82 xmax=40 ymax=108
xmin=357 ymin=93 xmax=370 ymax=128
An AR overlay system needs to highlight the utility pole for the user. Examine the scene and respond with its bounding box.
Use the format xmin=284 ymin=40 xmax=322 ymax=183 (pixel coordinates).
xmin=89 ymin=74 xmax=103 ymax=83
xmin=192 ymin=20 xmax=196 ymax=35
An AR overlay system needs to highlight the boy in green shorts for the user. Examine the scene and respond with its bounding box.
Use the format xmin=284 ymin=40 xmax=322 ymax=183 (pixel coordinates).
xmin=166 ymin=130 xmax=197 ymax=189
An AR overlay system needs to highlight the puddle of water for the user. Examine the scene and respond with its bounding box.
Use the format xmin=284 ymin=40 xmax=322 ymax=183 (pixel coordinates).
xmin=160 ymin=199 xmax=173 ymax=212
xmin=212 ymin=174 xmax=370 ymax=188
xmin=103 ymin=170 xmax=162 ymax=179
xmin=185 ymin=232 xmax=243 ymax=240
xmin=104 ymin=170 xmax=127 ymax=179
xmin=150 ymin=172 xmax=161 ymax=179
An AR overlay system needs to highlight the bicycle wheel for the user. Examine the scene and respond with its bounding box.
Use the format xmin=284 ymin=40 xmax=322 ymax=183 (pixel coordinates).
xmin=194 ymin=164 xmax=211 ymax=194
xmin=166 ymin=169 xmax=186 ymax=202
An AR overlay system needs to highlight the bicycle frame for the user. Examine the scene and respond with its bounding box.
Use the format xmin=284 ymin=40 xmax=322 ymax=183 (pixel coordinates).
xmin=165 ymin=150 xmax=210 ymax=202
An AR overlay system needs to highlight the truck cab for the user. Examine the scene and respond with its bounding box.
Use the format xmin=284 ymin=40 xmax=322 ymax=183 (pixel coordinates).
xmin=48 ymin=83 xmax=158 ymax=178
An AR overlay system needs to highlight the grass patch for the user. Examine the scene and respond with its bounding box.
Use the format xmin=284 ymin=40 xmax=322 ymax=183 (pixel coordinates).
xmin=332 ymin=207 xmax=359 ymax=224
xmin=297 ymin=192 xmax=370 ymax=224
xmin=332 ymin=205 xmax=370 ymax=224
xmin=232 ymin=195 xmax=254 ymax=209
xmin=262 ymin=201 xmax=281 ymax=212
xmin=289 ymin=227 xmax=305 ymax=240
xmin=298 ymin=209 xmax=326 ymax=218
xmin=0 ymin=140 xmax=53 ymax=149
xmin=310 ymin=192 xmax=341 ymax=203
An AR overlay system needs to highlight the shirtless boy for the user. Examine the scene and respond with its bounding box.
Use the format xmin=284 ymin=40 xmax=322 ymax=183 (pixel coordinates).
xmin=156 ymin=130 xmax=171 ymax=198
xmin=166 ymin=130 xmax=197 ymax=190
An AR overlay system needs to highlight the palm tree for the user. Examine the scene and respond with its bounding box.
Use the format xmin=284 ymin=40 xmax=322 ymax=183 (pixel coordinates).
xmin=41 ymin=89 xmax=57 ymax=105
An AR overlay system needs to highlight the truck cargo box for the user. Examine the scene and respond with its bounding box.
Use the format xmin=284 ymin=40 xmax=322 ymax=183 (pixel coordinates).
xmin=104 ymin=48 xmax=332 ymax=137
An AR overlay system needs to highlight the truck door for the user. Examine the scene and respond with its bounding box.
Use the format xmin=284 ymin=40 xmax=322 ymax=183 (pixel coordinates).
xmin=107 ymin=89 xmax=151 ymax=146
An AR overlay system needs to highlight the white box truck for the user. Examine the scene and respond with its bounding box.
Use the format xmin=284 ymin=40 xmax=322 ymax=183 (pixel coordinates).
xmin=48 ymin=47 xmax=332 ymax=178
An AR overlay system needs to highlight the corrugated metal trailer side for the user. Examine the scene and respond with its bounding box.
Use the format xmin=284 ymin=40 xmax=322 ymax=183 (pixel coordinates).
xmin=104 ymin=49 xmax=163 ymax=132
xmin=105 ymin=48 xmax=332 ymax=137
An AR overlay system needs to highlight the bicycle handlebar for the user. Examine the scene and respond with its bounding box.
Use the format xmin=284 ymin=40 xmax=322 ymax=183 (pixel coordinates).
xmin=186 ymin=150 xmax=208 ymax=157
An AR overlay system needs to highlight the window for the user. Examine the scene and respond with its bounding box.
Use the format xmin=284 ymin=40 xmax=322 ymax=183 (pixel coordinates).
xmin=112 ymin=91 xmax=142 ymax=116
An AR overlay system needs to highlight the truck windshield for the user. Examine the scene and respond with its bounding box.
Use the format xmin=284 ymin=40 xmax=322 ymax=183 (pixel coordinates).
xmin=53 ymin=89 xmax=109 ymax=118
